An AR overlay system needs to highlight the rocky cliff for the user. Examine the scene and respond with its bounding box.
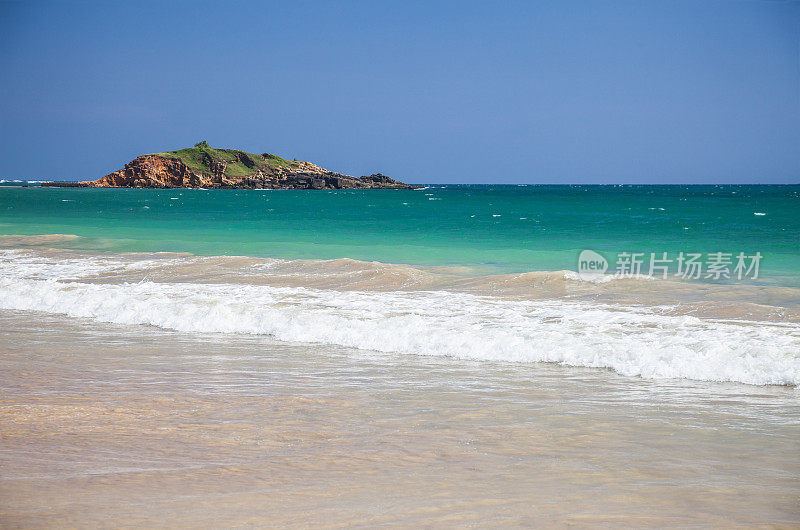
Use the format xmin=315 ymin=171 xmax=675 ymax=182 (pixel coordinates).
xmin=46 ymin=145 xmax=417 ymax=190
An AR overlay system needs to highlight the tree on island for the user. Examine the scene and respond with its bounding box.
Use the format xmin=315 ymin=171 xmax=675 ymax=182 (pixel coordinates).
xmin=195 ymin=140 xmax=210 ymax=149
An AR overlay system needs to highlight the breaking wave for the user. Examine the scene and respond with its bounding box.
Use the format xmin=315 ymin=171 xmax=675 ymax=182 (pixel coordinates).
xmin=1 ymin=249 xmax=799 ymax=386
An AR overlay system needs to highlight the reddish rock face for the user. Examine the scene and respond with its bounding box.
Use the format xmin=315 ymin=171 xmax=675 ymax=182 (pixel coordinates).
xmin=80 ymin=155 xmax=416 ymax=190
xmin=85 ymin=156 xmax=199 ymax=188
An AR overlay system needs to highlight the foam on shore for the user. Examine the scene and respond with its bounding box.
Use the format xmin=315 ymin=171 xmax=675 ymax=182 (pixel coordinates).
xmin=1 ymin=249 xmax=798 ymax=386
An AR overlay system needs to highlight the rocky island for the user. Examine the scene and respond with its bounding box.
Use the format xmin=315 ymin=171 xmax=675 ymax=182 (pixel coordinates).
xmin=43 ymin=142 xmax=417 ymax=190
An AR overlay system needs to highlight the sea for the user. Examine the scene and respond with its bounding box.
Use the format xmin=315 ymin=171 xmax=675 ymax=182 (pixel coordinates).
xmin=1 ymin=183 xmax=798 ymax=525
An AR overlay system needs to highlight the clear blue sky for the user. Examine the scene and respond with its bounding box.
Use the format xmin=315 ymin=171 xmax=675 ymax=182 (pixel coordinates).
xmin=1 ymin=0 xmax=798 ymax=183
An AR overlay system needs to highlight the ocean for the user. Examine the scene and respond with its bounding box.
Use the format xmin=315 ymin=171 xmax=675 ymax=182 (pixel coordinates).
xmin=2 ymin=184 xmax=799 ymax=281
xmin=1 ymin=184 xmax=798 ymax=525
xmin=1 ymin=184 xmax=799 ymax=385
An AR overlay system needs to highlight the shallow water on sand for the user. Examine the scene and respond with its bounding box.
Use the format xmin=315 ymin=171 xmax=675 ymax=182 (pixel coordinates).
xmin=1 ymin=311 xmax=798 ymax=526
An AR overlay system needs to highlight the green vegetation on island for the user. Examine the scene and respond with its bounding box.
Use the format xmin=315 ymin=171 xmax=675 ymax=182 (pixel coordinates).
xmin=151 ymin=141 xmax=300 ymax=178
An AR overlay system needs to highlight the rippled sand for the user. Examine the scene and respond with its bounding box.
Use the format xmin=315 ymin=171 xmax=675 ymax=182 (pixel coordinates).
xmin=1 ymin=311 xmax=798 ymax=527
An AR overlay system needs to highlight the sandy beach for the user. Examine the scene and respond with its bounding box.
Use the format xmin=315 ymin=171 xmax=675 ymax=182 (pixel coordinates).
xmin=2 ymin=309 xmax=798 ymax=526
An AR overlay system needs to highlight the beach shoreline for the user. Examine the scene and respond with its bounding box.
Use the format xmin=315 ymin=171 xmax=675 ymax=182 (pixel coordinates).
xmin=1 ymin=186 xmax=798 ymax=525
xmin=1 ymin=309 xmax=798 ymax=527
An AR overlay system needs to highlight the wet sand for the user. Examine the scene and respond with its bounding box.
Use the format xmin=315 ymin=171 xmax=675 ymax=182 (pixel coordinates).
xmin=1 ymin=310 xmax=798 ymax=527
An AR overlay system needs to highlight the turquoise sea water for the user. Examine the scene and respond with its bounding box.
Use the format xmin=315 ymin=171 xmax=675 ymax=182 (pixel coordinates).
xmin=2 ymin=183 xmax=800 ymax=387
xmin=1 ymin=184 xmax=799 ymax=285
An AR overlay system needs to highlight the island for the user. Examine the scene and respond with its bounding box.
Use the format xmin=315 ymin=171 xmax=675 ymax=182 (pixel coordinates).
xmin=43 ymin=141 xmax=417 ymax=190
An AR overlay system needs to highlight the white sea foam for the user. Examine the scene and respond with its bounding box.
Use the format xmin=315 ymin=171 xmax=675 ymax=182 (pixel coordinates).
xmin=563 ymin=271 xmax=615 ymax=283
xmin=0 ymin=250 xmax=193 ymax=279
xmin=0 ymin=252 xmax=798 ymax=387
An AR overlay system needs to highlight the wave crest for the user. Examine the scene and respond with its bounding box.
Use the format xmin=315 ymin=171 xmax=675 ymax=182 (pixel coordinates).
xmin=1 ymin=249 xmax=799 ymax=386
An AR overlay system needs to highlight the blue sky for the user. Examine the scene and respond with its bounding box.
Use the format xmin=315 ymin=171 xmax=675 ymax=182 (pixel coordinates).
xmin=0 ymin=0 xmax=798 ymax=183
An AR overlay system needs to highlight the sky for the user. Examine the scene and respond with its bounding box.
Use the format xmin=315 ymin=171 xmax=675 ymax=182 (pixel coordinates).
xmin=0 ymin=0 xmax=798 ymax=184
